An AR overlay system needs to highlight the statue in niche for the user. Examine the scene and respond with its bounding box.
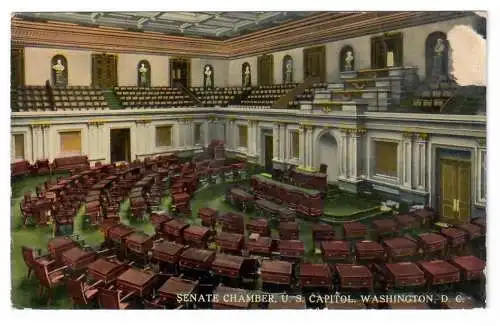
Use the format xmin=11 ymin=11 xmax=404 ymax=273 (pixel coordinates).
xmin=243 ymin=65 xmax=251 ymax=88
xmin=204 ymin=65 xmax=213 ymax=89
xmin=284 ymin=59 xmax=293 ymax=84
xmin=344 ymin=51 xmax=354 ymax=71
xmin=138 ymin=63 xmax=148 ymax=87
xmin=432 ymin=38 xmax=447 ymax=77
xmin=52 ymin=59 xmax=66 ymax=86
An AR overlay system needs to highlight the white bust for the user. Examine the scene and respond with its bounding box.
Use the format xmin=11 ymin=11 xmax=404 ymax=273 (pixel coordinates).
xmin=345 ymin=51 xmax=354 ymax=70
xmin=286 ymin=61 xmax=292 ymax=72
xmin=204 ymin=66 xmax=212 ymax=76
xmin=245 ymin=66 xmax=250 ymax=75
xmin=139 ymin=63 xmax=148 ymax=73
xmin=52 ymin=59 xmax=65 ymax=72
xmin=435 ymin=38 xmax=446 ymax=55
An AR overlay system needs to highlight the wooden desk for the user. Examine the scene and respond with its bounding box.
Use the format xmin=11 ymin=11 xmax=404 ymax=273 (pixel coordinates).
xmin=450 ymin=255 xmax=485 ymax=281
xmin=151 ymin=240 xmax=187 ymax=264
xmin=440 ymin=227 xmax=467 ymax=248
xmin=335 ymin=264 xmax=373 ymax=291
xmin=343 ymin=222 xmax=367 ymax=239
xmin=321 ymin=240 xmax=350 ymax=261
xmin=355 ymin=240 xmax=385 ymax=262
xmin=217 ymin=212 xmax=245 ymax=234
xmin=125 ymin=232 xmax=155 ymax=255
xmin=312 ymin=223 xmax=335 ymax=242
xmin=246 ymin=237 xmax=273 ymax=256
xmin=158 ymin=277 xmax=198 ymax=302
xmin=372 ymin=219 xmax=397 ymax=236
xmin=179 ymin=248 xmax=216 ymax=272
xmin=418 ymin=260 xmax=460 ymax=287
xmin=299 ymin=263 xmax=332 ymax=288
xmin=48 ymin=236 xmax=78 ymax=263
xmin=279 ymin=221 xmax=300 ymax=240
xmin=183 ymin=225 xmax=211 ymax=248
xmin=246 ymin=218 xmax=270 ymax=237
xmin=61 ymin=246 xmax=97 ymax=271
xmin=456 ymin=223 xmax=482 ymax=241
xmin=198 ymin=207 xmax=217 ymax=227
xmin=471 ymin=217 xmax=486 ymax=235
xmin=116 ymin=268 xmax=157 ymax=297
xmin=87 ymin=258 xmax=128 ymax=284
xmin=382 ymin=237 xmax=418 ymax=261
xmin=216 ymin=232 xmax=244 ymax=254
xmin=278 ymin=240 xmax=305 ymax=259
xmin=108 ymin=224 xmax=135 ymax=245
xmin=211 ymin=254 xmax=245 ymax=279
xmin=226 ymin=187 xmax=254 ymax=211
xmin=162 ymin=219 xmax=190 ymax=242
xmin=416 ymin=233 xmax=447 ymax=254
xmin=395 ymin=214 xmax=419 ymax=230
xmin=261 ymin=260 xmax=292 ymax=285
xmin=150 ymin=211 xmax=174 ymax=233
xmin=384 ymin=262 xmax=426 ymax=289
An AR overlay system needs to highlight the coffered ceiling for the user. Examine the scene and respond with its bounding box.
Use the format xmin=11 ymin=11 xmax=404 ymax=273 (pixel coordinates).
xmin=13 ymin=11 xmax=316 ymax=40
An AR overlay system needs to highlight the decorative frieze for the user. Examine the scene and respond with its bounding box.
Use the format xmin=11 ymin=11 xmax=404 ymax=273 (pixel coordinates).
xmin=30 ymin=121 xmax=51 ymax=129
xmin=87 ymin=119 xmax=106 ymax=127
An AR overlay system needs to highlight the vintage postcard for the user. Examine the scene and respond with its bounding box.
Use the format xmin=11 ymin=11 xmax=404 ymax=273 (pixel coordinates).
xmin=10 ymin=11 xmax=486 ymax=310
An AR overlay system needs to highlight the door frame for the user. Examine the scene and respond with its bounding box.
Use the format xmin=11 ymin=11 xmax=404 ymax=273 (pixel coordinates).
xmin=438 ymin=156 xmax=472 ymax=223
xmin=110 ymin=128 xmax=131 ymax=163
xmin=169 ymin=57 xmax=191 ymax=88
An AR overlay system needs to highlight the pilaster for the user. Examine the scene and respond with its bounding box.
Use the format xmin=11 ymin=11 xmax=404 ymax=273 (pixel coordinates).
xmin=402 ymin=131 xmax=414 ymax=190
xmin=339 ymin=128 xmax=350 ymax=179
xmin=349 ymin=128 xmax=365 ymax=180
xmin=298 ymin=125 xmax=305 ymax=167
xmin=415 ymin=132 xmax=429 ymax=191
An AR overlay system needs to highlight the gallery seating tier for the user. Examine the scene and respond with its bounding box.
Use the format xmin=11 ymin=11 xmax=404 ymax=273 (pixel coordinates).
xmin=288 ymin=83 xmax=328 ymax=109
xmin=12 ymin=86 xmax=53 ymax=112
xmin=190 ymin=87 xmax=243 ymax=107
xmin=52 ymin=86 xmax=109 ymax=110
xmin=241 ymin=83 xmax=298 ymax=107
xmin=114 ymin=87 xmax=195 ymax=108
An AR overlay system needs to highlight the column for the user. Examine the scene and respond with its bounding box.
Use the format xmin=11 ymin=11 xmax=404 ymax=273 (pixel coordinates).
xmin=402 ymin=132 xmax=414 ymax=189
xmin=305 ymin=126 xmax=314 ymax=169
xmin=248 ymin=120 xmax=257 ymax=156
xmin=174 ymin=120 xmax=182 ymax=148
xmin=349 ymin=129 xmax=364 ymax=180
xmin=298 ymin=125 xmax=305 ymax=166
xmin=204 ymin=121 xmax=210 ymax=147
xmin=42 ymin=124 xmax=51 ymax=159
xmin=273 ymin=123 xmax=279 ymax=161
xmin=279 ymin=123 xmax=286 ymax=162
xmin=30 ymin=124 xmax=44 ymax=160
xmin=87 ymin=121 xmax=98 ymax=161
xmin=339 ymin=128 xmax=349 ymax=179
xmin=415 ymin=133 xmax=428 ymax=191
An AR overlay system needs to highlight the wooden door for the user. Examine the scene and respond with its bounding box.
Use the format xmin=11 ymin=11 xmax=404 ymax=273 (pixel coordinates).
xmin=440 ymin=159 xmax=471 ymax=224
xmin=170 ymin=59 xmax=191 ymax=88
xmin=258 ymin=55 xmax=274 ymax=86
xmin=92 ymin=54 xmax=117 ymax=88
xmin=303 ymin=46 xmax=326 ymax=82
xmin=440 ymin=160 xmax=457 ymax=222
xmin=456 ymin=162 xmax=471 ymax=223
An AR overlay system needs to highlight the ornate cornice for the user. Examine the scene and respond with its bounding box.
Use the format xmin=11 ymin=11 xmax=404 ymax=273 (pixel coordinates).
xmin=477 ymin=138 xmax=486 ymax=148
xmin=11 ymin=12 xmax=472 ymax=59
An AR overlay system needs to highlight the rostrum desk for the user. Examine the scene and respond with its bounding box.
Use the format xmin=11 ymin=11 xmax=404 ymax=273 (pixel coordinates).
xmin=251 ymin=175 xmax=323 ymax=217
xmin=183 ymin=225 xmax=211 ymax=248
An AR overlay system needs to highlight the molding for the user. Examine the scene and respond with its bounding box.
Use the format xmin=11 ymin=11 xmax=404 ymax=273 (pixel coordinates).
xmin=135 ymin=118 xmax=152 ymax=124
xmin=30 ymin=121 xmax=51 ymax=128
xmin=11 ymin=12 xmax=472 ymax=59
xmin=87 ymin=119 xmax=106 ymax=126
xmin=476 ymin=137 xmax=486 ymax=148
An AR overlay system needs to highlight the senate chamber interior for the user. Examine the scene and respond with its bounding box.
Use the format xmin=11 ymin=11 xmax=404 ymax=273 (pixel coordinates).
xmin=10 ymin=11 xmax=487 ymax=310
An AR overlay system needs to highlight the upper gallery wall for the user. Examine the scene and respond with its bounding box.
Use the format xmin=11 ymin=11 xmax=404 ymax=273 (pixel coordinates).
xmin=19 ymin=14 xmax=477 ymax=87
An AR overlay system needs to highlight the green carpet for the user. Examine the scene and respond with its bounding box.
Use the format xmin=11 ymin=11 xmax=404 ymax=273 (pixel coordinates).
xmin=10 ymin=176 xmax=384 ymax=308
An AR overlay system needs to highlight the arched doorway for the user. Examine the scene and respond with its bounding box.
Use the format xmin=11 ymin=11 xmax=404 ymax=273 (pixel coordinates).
xmin=318 ymin=131 xmax=338 ymax=183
